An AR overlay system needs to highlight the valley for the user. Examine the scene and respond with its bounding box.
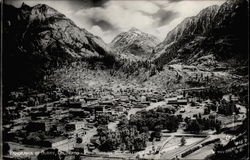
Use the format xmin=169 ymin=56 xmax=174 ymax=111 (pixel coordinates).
xmin=1 ymin=0 xmax=249 ymax=160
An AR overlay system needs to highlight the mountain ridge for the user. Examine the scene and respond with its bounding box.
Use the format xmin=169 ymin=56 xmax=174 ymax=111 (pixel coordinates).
xmin=3 ymin=3 xmax=115 ymax=89
xmin=153 ymin=0 xmax=248 ymax=71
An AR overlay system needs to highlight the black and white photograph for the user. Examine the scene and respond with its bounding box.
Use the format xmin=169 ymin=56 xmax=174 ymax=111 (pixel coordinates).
xmin=1 ymin=0 xmax=249 ymax=159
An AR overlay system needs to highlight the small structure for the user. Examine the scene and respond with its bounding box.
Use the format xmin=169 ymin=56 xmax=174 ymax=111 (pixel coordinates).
xmin=167 ymin=98 xmax=188 ymax=105
xmin=44 ymin=136 xmax=69 ymax=148
xmin=26 ymin=120 xmax=55 ymax=132
xmin=66 ymin=121 xmax=85 ymax=131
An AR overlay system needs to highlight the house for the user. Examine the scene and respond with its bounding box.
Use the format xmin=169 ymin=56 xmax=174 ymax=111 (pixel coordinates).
xmin=177 ymin=97 xmax=188 ymax=105
xmin=119 ymin=95 xmax=130 ymax=103
xmin=99 ymin=100 xmax=115 ymax=107
xmin=55 ymin=123 xmax=65 ymax=132
xmin=94 ymin=105 xmax=106 ymax=113
xmin=167 ymin=97 xmax=188 ymax=105
xmin=141 ymin=101 xmax=151 ymax=106
xmin=90 ymin=135 xmax=99 ymax=145
xmin=69 ymin=108 xmax=88 ymax=118
xmin=30 ymin=111 xmax=50 ymax=120
xmin=180 ymin=108 xmax=185 ymax=113
xmin=223 ymin=94 xmax=239 ymax=103
xmin=150 ymin=98 xmax=158 ymax=103
xmin=66 ymin=121 xmax=85 ymax=131
xmin=67 ymin=102 xmax=82 ymax=108
xmin=115 ymin=106 xmax=126 ymax=113
xmin=86 ymin=123 xmax=95 ymax=128
xmin=72 ymin=144 xmax=85 ymax=153
xmin=87 ymin=143 xmax=96 ymax=151
xmin=84 ymin=97 xmax=98 ymax=104
xmin=44 ymin=136 xmax=69 ymax=148
xmin=36 ymin=93 xmax=48 ymax=103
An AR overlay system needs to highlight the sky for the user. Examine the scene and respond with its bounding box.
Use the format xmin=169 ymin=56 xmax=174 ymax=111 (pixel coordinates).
xmin=5 ymin=0 xmax=225 ymax=43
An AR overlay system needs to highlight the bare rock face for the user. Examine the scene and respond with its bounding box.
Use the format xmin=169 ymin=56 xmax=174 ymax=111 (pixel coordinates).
xmin=153 ymin=0 xmax=248 ymax=70
xmin=110 ymin=27 xmax=160 ymax=59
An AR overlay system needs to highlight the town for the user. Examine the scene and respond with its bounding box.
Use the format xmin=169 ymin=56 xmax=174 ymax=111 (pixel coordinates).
xmin=2 ymin=84 xmax=248 ymax=160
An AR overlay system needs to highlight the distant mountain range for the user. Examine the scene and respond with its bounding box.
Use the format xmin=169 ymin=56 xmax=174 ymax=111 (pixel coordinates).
xmin=2 ymin=0 xmax=249 ymax=91
xmin=110 ymin=27 xmax=160 ymax=59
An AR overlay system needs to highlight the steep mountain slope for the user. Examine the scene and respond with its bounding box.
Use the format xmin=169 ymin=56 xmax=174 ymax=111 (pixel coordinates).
xmin=110 ymin=28 xmax=160 ymax=59
xmin=3 ymin=3 xmax=114 ymax=89
xmin=153 ymin=0 xmax=248 ymax=73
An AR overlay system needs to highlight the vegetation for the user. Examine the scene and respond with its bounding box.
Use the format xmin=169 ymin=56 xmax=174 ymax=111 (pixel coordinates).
xmin=184 ymin=114 xmax=221 ymax=133
xmin=96 ymin=123 xmax=147 ymax=152
xmin=96 ymin=108 xmax=180 ymax=152
xmin=96 ymin=113 xmax=115 ymax=125
xmin=187 ymin=86 xmax=224 ymax=101
xmin=218 ymin=99 xmax=239 ymax=116
xmin=76 ymin=137 xmax=82 ymax=144
xmin=129 ymin=109 xmax=179 ymax=133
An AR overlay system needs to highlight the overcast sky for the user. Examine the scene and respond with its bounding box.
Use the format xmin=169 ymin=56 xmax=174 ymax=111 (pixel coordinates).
xmin=5 ymin=0 xmax=225 ymax=43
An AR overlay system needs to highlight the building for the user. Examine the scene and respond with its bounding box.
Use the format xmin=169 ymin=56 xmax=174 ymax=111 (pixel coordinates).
xmin=99 ymin=100 xmax=115 ymax=107
xmin=119 ymin=95 xmax=130 ymax=103
xmin=115 ymin=106 xmax=126 ymax=113
xmin=223 ymin=94 xmax=239 ymax=103
xmin=181 ymin=87 xmax=210 ymax=97
xmin=69 ymin=108 xmax=88 ymax=118
xmin=67 ymin=102 xmax=82 ymax=108
xmin=167 ymin=97 xmax=188 ymax=105
xmin=141 ymin=96 xmax=147 ymax=102
xmin=66 ymin=121 xmax=85 ymax=131
xmin=26 ymin=120 xmax=55 ymax=132
xmin=44 ymin=136 xmax=69 ymax=148
xmin=30 ymin=110 xmax=50 ymax=120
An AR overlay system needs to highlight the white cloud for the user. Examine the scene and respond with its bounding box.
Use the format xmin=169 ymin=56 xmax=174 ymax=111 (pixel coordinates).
xmin=113 ymin=1 xmax=160 ymax=14
xmin=74 ymin=1 xmax=157 ymax=42
xmin=163 ymin=1 xmax=223 ymax=18
xmin=75 ymin=3 xmax=155 ymax=29
xmin=73 ymin=0 xmax=225 ymax=42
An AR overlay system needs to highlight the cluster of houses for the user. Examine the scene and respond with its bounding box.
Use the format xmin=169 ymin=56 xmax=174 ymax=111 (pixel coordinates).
xmin=3 ymin=86 xmax=167 ymax=154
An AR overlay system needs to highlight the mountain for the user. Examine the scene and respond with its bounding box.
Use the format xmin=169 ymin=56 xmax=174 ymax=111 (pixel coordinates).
xmin=110 ymin=27 xmax=160 ymax=59
xmin=2 ymin=0 xmax=248 ymax=93
xmin=153 ymin=0 xmax=248 ymax=73
xmin=3 ymin=3 xmax=115 ymax=89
